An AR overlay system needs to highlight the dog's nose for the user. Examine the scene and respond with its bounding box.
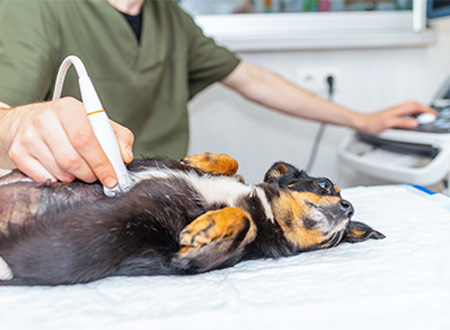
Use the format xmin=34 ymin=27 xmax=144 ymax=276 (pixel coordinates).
xmin=340 ymin=200 xmax=354 ymax=218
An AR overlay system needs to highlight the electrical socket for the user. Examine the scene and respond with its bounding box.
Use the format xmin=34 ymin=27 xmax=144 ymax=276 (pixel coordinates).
xmin=296 ymin=67 xmax=340 ymax=96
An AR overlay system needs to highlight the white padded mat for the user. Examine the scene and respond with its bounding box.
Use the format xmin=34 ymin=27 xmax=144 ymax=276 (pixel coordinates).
xmin=1 ymin=185 xmax=449 ymax=330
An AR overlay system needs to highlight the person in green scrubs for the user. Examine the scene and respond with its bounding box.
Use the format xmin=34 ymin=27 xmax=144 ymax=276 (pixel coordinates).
xmin=0 ymin=0 xmax=434 ymax=189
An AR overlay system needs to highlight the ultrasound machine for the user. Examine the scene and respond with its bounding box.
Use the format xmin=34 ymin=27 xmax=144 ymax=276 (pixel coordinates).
xmin=339 ymin=1 xmax=450 ymax=189
xmin=339 ymin=76 xmax=450 ymax=186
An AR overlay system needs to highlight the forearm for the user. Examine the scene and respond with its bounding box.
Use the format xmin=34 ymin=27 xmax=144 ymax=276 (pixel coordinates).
xmin=222 ymin=61 xmax=364 ymax=128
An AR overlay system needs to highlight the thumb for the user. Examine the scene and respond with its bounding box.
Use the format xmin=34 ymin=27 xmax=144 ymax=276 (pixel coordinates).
xmin=110 ymin=120 xmax=134 ymax=163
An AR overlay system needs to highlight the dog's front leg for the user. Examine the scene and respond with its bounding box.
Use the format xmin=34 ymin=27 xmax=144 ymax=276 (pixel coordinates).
xmin=180 ymin=152 xmax=239 ymax=175
xmin=173 ymin=207 xmax=256 ymax=273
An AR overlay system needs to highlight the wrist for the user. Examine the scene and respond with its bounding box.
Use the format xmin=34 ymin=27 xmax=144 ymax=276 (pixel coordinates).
xmin=0 ymin=110 xmax=19 ymax=168
xmin=0 ymin=104 xmax=35 ymax=168
xmin=347 ymin=112 xmax=367 ymax=132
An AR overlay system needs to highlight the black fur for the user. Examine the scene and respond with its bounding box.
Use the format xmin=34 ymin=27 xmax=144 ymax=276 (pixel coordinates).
xmin=0 ymin=156 xmax=384 ymax=286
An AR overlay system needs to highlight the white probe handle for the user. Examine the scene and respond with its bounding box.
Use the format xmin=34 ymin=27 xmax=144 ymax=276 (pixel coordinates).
xmin=78 ymin=76 xmax=133 ymax=196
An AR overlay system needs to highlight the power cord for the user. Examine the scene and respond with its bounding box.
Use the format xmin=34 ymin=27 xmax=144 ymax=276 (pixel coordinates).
xmin=306 ymin=74 xmax=335 ymax=173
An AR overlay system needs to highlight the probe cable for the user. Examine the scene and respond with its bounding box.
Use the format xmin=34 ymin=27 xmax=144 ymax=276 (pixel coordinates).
xmin=306 ymin=75 xmax=334 ymax=173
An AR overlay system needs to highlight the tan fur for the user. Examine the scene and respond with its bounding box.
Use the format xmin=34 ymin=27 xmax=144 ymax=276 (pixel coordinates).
xmin=271 ymin=191 xmax=347 ymax=249
xmin=181 ymin=152 xmax=239 ymax=176
xmin=178 ymin=207 xmax=257 ymax=255
xmin=265 ymin=163 xmax=289 ymax=179
xmin=0 ymin=188 xmax=43 ymax=233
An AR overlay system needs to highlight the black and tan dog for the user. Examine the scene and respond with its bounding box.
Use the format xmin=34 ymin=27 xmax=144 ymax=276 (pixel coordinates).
xmin=0 ymin=153 xmax=384 ymax=286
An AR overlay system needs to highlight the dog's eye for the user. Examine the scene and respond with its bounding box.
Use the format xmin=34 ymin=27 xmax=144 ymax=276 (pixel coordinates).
xmin=319 ymin=180 xmax=331 ymax=190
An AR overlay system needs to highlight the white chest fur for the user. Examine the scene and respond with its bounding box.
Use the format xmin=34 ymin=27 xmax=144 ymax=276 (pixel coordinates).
xmin=130 ymin=168 xmax=274 ymax=221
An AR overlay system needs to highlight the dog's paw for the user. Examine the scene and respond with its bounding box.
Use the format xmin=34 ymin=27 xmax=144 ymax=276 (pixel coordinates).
xmin=179 ymin=208 xmax=252 ymax=254
xmin=175 ymin=208 xmax=256 ymax=272
xmin=180 ymin=152 xmax=238 ymax=175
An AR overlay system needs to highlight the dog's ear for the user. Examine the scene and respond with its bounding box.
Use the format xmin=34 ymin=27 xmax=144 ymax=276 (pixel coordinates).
xmin=342 ymin=221 xmax=385 ymax=243
xmin=264 ymin=162 xmax=304 ymax=183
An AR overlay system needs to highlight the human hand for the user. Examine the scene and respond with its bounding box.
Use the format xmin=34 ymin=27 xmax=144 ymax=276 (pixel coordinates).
xmin=355 ymin=101 xmax=436 ymax=135
xmin=4 ymin=97 xmax=134 ymax=187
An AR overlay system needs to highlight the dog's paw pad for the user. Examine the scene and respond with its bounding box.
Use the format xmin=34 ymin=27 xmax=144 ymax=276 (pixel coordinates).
xmin=180 ymin=219 xmax=219 ymax=246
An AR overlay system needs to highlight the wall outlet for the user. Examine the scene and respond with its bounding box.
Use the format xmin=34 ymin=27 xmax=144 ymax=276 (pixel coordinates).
xmin=296 ymin=67 xmax=340 ymax=97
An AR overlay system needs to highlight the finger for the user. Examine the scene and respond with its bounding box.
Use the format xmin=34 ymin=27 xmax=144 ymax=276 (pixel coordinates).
xmin=110 ymin=121 xmax=134 ymax=163
xmin=391 ymin=102 xmax=435 ymax=116
xmin=9 ymin=143 xmax=58 ymax=183
xmin=54 ymin=99 xmax=118 ymax=188
xmin=36 ymin=113 xmax=96 ymax=183
xmin=388 ymin=116 xmax=419 ymax=130
xmin=17 ymin=157 xmax=59 ymax=183
xmin=9 ymin=120 xmax=77 ymax=182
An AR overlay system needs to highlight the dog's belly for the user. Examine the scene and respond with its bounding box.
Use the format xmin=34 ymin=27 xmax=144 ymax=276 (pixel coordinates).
xmin=0 ymin=167 xmax=249 ymax=235
xmin=0 ymin=178 xmax=104 ymax=234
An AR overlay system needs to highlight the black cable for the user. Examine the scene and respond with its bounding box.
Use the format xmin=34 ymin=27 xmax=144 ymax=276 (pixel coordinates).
xmin=306 ymin=75 xmax=334 ymax=173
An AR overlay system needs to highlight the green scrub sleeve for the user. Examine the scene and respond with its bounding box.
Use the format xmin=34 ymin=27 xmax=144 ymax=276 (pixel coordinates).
xmin=0 ymin=0 xmax=60 ymax=106
xmin=183 ymin=13 xmax=241 ymax=99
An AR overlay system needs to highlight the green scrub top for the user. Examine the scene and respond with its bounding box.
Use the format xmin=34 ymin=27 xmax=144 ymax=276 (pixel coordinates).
xmin=0 ymin=0 xmax=241 ymax=159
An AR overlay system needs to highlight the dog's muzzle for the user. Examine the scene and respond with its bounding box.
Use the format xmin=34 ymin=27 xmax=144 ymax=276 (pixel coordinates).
xmin=340 ymin=200 xmax=354 ymax=219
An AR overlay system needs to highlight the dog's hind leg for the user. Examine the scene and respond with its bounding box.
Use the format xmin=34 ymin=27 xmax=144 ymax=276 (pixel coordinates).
xmin=174 ymin=207 xmax=256 ymax=273
xmin=180 ymin=152 xmax=239 ymax=176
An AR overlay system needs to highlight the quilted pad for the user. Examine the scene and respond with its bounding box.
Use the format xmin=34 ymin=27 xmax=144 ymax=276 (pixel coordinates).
xmin=0 ymin=185 xmax=449 ymax=330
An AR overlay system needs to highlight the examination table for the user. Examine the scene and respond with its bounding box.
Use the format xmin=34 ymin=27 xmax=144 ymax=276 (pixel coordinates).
xmin=1 ymin=184 xmax=449 ymax=330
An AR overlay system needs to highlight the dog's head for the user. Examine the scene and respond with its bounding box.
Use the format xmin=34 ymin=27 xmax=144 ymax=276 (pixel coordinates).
xmin=264 ymin=162 xmax=385 ymax=252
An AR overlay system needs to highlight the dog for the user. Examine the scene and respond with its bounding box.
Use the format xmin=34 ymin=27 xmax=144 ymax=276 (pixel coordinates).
xmin=0 ymin=153 xmax=384 ymax=286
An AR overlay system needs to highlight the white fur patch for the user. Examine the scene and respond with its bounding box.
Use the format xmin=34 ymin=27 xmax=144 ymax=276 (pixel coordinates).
xmin=308 ymin=207 xmax=330 ymax=232
xmin=130 ymin=168 xmax=252 ymax=206
xmin=187 ymin=175 xmax=254 ymax=207
xmin=129 ymin=168 xmax=273 ymax=220
xmin=254 ymin=187 xmax=274 ymax=222
xmin=0 ymin=256 xmax=13 ymax=280
xmin=129 ymin=168 xmax=173 ymax=183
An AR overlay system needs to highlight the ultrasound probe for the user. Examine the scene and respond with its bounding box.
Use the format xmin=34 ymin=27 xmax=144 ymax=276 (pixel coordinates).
xmin=52 ymin=55 xmax=133 ymax=197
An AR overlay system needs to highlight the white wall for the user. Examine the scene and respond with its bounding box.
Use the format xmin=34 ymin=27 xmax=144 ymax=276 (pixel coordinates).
xmin=187 ymin=19 xmax=450 ymax=188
